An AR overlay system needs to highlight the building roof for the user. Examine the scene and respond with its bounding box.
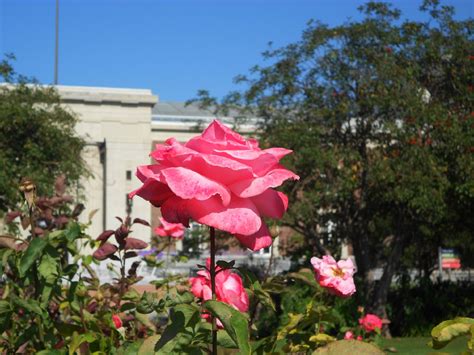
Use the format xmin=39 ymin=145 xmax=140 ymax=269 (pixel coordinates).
xmin=152 ymin=101 xmax=258 ymax=132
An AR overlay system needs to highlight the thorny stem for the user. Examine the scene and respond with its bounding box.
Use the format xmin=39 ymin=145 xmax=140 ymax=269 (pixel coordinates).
xmin=209 ymin=227 xmax=217 ymax=355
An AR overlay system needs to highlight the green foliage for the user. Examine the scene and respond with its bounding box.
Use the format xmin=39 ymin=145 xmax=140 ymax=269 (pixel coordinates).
xmin=429 ymin=317 xmax=474 ymax=351
xmin=204 ymin=300 xmax=251 ymax=354
xmin=190 ymin=0 xmax=474 ymax=319
xmin=19 ymin=237 xmax=47 ymax=276
xmin=154 ymin=304 xmax=201 ymax=353
xmin=387 ymin=280 xmax=474 ymax=336
xmin=0 ymin=55 xmax=87 ymax=212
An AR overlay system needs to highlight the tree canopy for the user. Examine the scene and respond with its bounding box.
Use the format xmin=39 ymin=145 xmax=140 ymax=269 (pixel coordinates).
xmin=0 ymin=55 xmax=88 ymax=212
xmin=191 ymin=0 xmax=474 ymax=320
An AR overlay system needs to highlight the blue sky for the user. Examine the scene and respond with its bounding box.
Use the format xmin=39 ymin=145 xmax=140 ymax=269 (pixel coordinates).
xmin=1 ymin=0 xmax=472 ymax=101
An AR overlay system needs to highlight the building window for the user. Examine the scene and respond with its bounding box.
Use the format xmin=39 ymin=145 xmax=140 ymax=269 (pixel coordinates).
xmin=126 ymin=194 xmax=133 ymax=215
xmin=126 ymin=170 xmax=132 ymax=180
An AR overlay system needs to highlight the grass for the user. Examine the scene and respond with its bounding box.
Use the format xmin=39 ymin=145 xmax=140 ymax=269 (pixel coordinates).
xmin=381 ymin=336 xmax=470 ymax=355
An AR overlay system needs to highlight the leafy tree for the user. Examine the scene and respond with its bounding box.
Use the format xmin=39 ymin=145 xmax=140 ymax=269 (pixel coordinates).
xmin=190 ymin=0 xmax=474 ymax=327
xmin=0 ymin=55 xmax=88 ymax=212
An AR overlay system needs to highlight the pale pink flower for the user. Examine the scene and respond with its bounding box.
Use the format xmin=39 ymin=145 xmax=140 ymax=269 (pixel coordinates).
xmin=310 ymin=255 xmax=356 ymax=297
xmin=344 ymin=331 xmax=354 ymax=340
xmin=359 ymin=314 xmax=383 ymax=332
xmin=130 ymin=120 xmax=298 ymax=251
xmin=190 ymin=258 xmax=248 ymax=326
xmin=154 ymin=217 xmax=185 ymax=239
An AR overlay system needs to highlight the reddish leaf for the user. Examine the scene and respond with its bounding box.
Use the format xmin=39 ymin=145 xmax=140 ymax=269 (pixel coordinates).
xmin=0 ymin=235 xmax=19 ymax=249
xmin=20 ymin=216 xmax=30 ymax=230
xmin=124 ymin=251 xmax=138 ymax=259
xmin=86 ymin=301 xmax=98 ymax=313
xmin=5 ymin=211 xmax=22 ymax=224
xmin=96 ymin=230 xmax=115 ymax=242
xmin=115 ymin=216 xmax=123 ymax=223
xmin=72 ymin=204 xmax=85 ymax=218
xmin=34 ymin=227 xmax=44 ymax=236
xmin=124 ymin=238 xmax=148 ymax=250
xmin=49 ymin=196 xmax=63 ymax=206
xmin=115 ymin=225 xmax=129 ymax=244
xmin=62 ymin=195 xmax=74 ymax=203
xmin=55 ymin=215 xmax=69 ymax=226
xmin=132 ymin=218 xmax=150 ymax=227
xmin=108 ymin=254 xmax=121 ymax=261
xmin=93 ymin=243 xmax=118 ymax=260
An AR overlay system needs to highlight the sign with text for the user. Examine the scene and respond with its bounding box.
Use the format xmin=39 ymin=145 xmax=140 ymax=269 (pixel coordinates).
xmin=439 ymin=248 xmax=461 ymax=269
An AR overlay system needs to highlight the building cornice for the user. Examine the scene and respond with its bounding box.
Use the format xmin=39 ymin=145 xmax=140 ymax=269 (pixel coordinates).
xmin=56 ymin=85 xmax=158 ymax=107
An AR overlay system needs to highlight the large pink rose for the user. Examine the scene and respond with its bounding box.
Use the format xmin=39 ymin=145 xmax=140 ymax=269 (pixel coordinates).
xmin=190 ymin=258 xmax=249 ymax=326
xmin=130 ymin=120 xmax=298 ymax=251
xmin=358 ymin=314 xmax=383 ymax=333
xmin=310 ymin=255 xmax=356 ymax=298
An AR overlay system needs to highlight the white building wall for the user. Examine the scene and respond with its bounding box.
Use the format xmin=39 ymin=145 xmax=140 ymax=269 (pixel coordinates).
xmin=57 ymin=86 xmax=157 ymax=243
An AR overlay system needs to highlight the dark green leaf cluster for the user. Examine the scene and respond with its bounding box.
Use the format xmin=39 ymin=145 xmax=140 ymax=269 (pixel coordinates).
xmin=0 ymin=56 xmax=88 ymax=212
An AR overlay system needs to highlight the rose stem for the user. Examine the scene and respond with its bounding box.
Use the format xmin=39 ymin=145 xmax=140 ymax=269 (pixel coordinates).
xmin=210 ymin=226 xmax=217 ymax=355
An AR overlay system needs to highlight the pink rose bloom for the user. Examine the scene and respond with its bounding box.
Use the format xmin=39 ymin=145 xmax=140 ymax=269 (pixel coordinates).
xmin=310 ymin=255 xmax=356 ymax=297
xmin=344 ymin=331 xmax=354 ymax=340
xmin=359 ymin=314 xmax=383 ymax=333
xmin=130 ymin=120 xmax=298 ymax=251
xmin=154 ymin=217 xmax=185 ymax=239
xmin=112 ymin=314 xmax=122 ymax=329
xmin=190 ymin=258 xmax=249 ymax=325
xmin=356 ymin=335 xmax=363 ymax=341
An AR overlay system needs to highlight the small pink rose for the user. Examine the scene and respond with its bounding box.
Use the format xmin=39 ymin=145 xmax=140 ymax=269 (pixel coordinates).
xmin=112 ymin=314 xmax=122 ymax=329
xmin=130 ymin=120 xmax=299 ymax=251
xmin=190 ymin=258 xmax=248 ymax=326
xmin=357 ymin=335 xmax=363 ymax=341
xmin=359 ymin=313 xmax=383 ymax=333
xmin=344 ymin=331 xmax=354 ymax=340
xmin=154 ymin=217 xmax=185 ymax=239
xmin=310 ymin=255 xmax=356 ymax=297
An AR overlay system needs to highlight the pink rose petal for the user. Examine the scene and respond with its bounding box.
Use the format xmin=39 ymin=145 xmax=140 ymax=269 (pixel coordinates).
xmin=161 ymin=167 xmax=231 ymax=206
xmin=187 ymin=196 xmax=261 ymax=236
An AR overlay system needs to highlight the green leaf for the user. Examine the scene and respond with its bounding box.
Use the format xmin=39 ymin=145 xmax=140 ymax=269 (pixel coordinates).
xmin=122 ymin=288 xmax=140 ymax=302
xmin=118 ymin=341 xmax=144 ymax=355
xmin=203 ymin=300 xmax=251 ymax=355
xmin=19 ymin=237 xmax=47 ymax=276
xmin=38 ymin=253 xmax=59 ymax=282
xmin=137 ymin=292 xmax=159 ymax=314
xmin=163 ymin=291 xmax=194 ymax=307
xmin=65 ymin=222 xmax=81 ymax=242
xmin=288 ymin=268 xmax=318 ymax=288
xmin=0 ymin=300 xmax=11 ymax=314
xmin=216 ymin=260 xmax=235 ymax=270
xmin=254 ymin=288 xmax=276 ymax=312
xmin=429 ymin=317 xmax=474 ymax=350
xmin=217 ymin=329 xmax=238 ymax=348
xmin=63 ymin=264 xmax=79 ymax=277
xmin=55 ymin=322 xmax=83 ymax=337
xmin=40 ymin=284 xmax=54 ymax=306
xmin=69 ymin=331 xmax=97 ymax=355
xmin=309 ymin=333 xmax=335 ymax=345
xmin=137 ymin=334 xmax=160 ymax=355
xmin=13 ymin=296 xmax=43 ymax=316
xmin=155 ymin=304 xmax=200 ymax=353
xmin=237 ymin=267 xmax=261 ymax=290
xmin=120 ymin=302 xmax=136 ymax=312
